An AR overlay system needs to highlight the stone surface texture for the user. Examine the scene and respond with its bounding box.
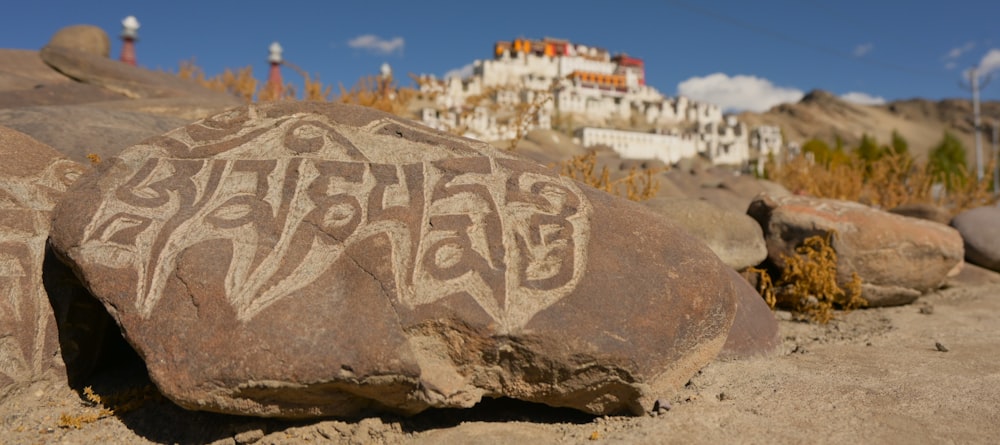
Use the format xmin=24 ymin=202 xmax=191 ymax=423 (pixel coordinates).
xmin=717 ymin=268 xmax=780 ymax=360
xmin=0 ymin=105 xmax=189 ymax=163
xmin=47 ymin=25 xmax=111 ymax=58
xmin=748 ymin=194 xmax=964 ymax=307
xmin=0 ymin=126 xmax=87 ymax=401
xmin=642 ymin=197 xmax=767 ymax=270
xmin=50 ymin=102 xmax=743 ymax=419
xmin=950 ymin=206 xmax=1000 ymax=272
xmin=39 ymin=45 xmax=240 ymax=102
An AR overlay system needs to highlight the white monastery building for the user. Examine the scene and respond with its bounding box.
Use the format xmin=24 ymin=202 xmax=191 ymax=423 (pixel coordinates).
xmin=418 ymin=37 xmax=780 ymax=167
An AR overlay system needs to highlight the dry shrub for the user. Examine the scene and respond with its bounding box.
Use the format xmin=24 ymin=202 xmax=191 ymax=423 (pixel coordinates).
xmin=769 ymin=151 xmax=996 ymax=214
xmin=337 ymin=74 xmax=415 ymax=115
xmin=58 ymin=385 xmax=162 ymax=429
xmin=760 ymin=232 xmax=866 ymax=324
xmin=559 ymin=151 xmax=661 ymax=201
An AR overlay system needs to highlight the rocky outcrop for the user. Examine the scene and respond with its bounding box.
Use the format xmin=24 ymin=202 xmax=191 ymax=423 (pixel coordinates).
xmin=0 ymin=105 xmax=189 ymax=163
xmin=951 ymin=206 xmax=1000 ymax=272
xmin=0 ymin=126 xmax=88 ymax=401
xmin=50 ymin=102 xmax=747 ymax=419
xmin=748 ymin=194 xmax=964 ymax=307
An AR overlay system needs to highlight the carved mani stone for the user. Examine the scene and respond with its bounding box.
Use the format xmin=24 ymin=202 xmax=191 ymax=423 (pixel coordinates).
xmin=0 ymin=126 xmax=87 ymax=401
xmin=50 ymin=102 xmax=742 ymax=418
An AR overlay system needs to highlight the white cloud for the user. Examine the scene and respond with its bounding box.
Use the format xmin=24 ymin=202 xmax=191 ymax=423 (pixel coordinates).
xmin=976 ymin=48 xmax=1000 ymax=76
xmin=945 ymin=41 xmax=976 ymax=60
xmin=943 ymin=41 xmax=976 ymax=70
xmin=840 ymin=91 xmax=886 ymax=105
xmin=853 ymin=43 xmax=873 ymax=57
xmin=444 ymin=63 xmax=474 ymax=80
xmin=676 ymin=73 xmax=803 ymax=113
xmin=347 ymin=34 xmax=405 ymax=55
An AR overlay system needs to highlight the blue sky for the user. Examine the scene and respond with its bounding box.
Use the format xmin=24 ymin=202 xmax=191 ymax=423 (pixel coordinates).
xmin=4 ymin=0 xmax=999 ymax=112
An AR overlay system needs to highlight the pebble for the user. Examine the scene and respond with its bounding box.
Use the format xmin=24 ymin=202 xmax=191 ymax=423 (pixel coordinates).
xmin=935 ymin=341 xmax=949 ymax=352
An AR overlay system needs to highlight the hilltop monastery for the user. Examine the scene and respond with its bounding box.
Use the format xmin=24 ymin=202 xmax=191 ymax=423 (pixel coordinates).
xmin=416 ymin=37 xmax=782 ymax=168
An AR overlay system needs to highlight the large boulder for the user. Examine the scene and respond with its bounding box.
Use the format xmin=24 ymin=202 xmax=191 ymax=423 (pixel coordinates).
xmin=642 ymin=197 xmax=767 ymax=270
xmin=951 ymin=206 xmax=1000 ymax=272
xmin=47 ymin=25 xmax=110 ymax=58
xmin=39 ymin=44 xmax=240 ymax=102
xmin=748 ymin=194 xmax=964 ymax=307
xmin=0 ymin=126 xmax=88 ymax=400
xmin=50 ymin=102 xmax=745 ymax=419
xmin=0 ymin=105 xmax=189 ymax=163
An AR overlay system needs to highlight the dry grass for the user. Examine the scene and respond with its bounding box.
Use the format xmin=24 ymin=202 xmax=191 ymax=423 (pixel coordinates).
xmin=58 ymin=385 xmax=162 ymax=430
xmin=173 ymin=59 xmax=415 ymax=108
xmin=558 ymin=151 xmax=662 ymax=201
xmin=755 ymin=232 xmax=866 ymax=324
xmin=768 ymin=150 xmax=996 ymax=214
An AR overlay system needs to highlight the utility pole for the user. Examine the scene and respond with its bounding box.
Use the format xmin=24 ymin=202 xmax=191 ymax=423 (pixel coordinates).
xmin=971 ymin=68 xmax=984 ymax=182
xmin=960 ymin=68 xmax=993 ymax=183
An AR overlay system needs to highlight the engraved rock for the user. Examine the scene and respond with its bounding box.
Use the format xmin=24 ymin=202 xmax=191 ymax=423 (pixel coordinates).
xmin=748 ymin=193 xmax=964 ymax=307
xmin=50 ymin=102 xmax=742 ymax=418
xmin=0 ymin=126 xmax=88 ymax=401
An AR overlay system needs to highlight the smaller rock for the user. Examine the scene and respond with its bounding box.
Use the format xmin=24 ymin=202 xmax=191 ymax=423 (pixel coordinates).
xmin=653 ymin=398 xmax=671 ymax=414
xmin=642 ymin=197 xmax=768 ymax=270
xmin=935 ymin=342 xmax=949 ymax=352
xmin=47 ymin=25 xmax=110 ymax=58
xmin=951 ymin=206 xmax=1000 ymax=273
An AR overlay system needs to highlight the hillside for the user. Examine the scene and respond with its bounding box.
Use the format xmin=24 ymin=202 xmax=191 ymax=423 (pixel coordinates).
xmin=739 ymin=90 xmax=1000 ymax=163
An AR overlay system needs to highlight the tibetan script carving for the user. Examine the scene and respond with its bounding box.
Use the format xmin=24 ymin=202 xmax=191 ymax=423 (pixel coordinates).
xmin=78 ymin=107 xmax=591 ymax=329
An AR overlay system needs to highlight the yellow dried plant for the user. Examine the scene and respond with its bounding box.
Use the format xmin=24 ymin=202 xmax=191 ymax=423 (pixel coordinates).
xmin=769 ymin=232 xmax=866 ymax=324
xmin=559 ymin=151 xmax=661 ymax=201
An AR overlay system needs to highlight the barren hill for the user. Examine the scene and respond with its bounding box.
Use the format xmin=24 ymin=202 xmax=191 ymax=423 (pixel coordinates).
xmin=738 ymin=90 xmax=1000 ymax=163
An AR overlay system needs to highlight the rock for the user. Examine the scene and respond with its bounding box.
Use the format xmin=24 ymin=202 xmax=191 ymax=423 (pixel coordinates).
xmin=0 ymin=82 xmax=126 ymax=109
xmin=47 ymin=25 xmax=110 ymax=58
xmin=946 ymin=262 xmax=1000 ymax=287
xmin=39 ymin=45 xmax=240 ymax=101
xmin=0 ymin=126 xmax=87 ymax=401
xmin=717 ymin=269 xmax=780 ymax=360
xmin=889 ymin=203 xmax=952 ymax=225
xmin=0 ymin=105 xmax=189 ymax=163
xmin=0 ymin=49 xmax=125 ymax=109
xmin=748 ymin=194 xmax=964 ymax=307
xmin=662 ymin=167 xmax=781 ymax=212
xmin=50 ymin=102 xmax=742 ymax=419
xmin=641 ymin=197 xmax=767 ymax=270
xmin=0 ymin=49 xmax=77 ymax=92
xmin=951 ymin=206 xmax=1000 ymax=272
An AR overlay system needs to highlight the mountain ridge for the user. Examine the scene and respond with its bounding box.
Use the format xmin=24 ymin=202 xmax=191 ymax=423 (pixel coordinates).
xmin=739 ymin=89 xmax=1000 ymax=163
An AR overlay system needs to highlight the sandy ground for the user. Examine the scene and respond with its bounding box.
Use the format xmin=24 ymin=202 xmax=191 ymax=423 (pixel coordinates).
xmin=3 ymin=279 xmax=999 ymax=445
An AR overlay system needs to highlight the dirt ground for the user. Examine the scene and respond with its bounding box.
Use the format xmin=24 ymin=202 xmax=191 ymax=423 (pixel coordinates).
xmin=4 ymin=278 xmax=999 ymax=445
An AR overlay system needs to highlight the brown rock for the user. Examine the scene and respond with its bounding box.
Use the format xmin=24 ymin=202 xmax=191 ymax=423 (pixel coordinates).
xmin=642 ymin=197 xmax=767 ymax=270
xmin=50 ymin=102 xmax=742 ymax=418
xmin=748 ymin=194 xmax=964 ymax=306
xmin=951 ymin=206 xmax=1000 ymax=272
xmin=47 ymin=25 xmax=111 ymax=58
xmin=717 ymin=269 xmax=780 ymax=360
xmin=0 ymin=126 xmax=87 ymax=401
xmin=0 ymin=105 xmax=189 ymax=163
xmin=39 ymin=45 xmax=240 ymax=101
xmin=0 ymin=49 xmax=76 ymax=92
